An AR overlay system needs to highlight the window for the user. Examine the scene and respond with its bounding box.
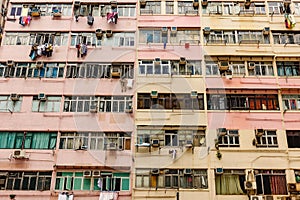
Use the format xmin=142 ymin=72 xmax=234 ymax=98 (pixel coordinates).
xmin=282 ymin=95 xmax=300 ymax=110
xmin=255 ymin=170 xmax=287 ymax=195
xmin=113 ymin=32 xmax=135 ymax=47
xmin=9 ymin=5 xmax=22 ymax=16
xmin=178 ymin=1 xmax=196 ymax=14
xmin=230 ymin=62 xmax=245 ymax=76
xmin=171 ymin=60 xmax=202 ymax=75
xmin=170 ymin=29 xmax=200 ymax=44
xmin=205 ymin=30 xmax=236 ymax=44
xmin=277 ymin=62 xmax=300 ymax=76
xmin=203 ymin=2 xmax=223 ymax=15
xmin=0 ymin=132 xmax=57 ymax=149
xmin=137 ymin=93 xmax=204 ymax=110
xmin=2 ymin=62 xmax=64 ymax=78
xmin=207 ymin=93 xmax=279 ymax=110
xmin=38 ymin=4 xmax=72 ymax=16
xmin=248 ymin=62 xmax=273 ymax=76
xmin=32 ymin=96 xmax=61 ymax=112
xmin=140 ymin=1 xmax=161 ymax=14
xmin=59 ymin=132 xmax=131 ymax=150
xmin=99 ymin=96 xmax=132 ymax=113
xmin=137 ymin=128 xmax=205 ymax=148
xmin=1 ymin=171 xmax=52 ymax=190
xmin=238 ymin=31 xmax=270 ymax=44
xmin=223 ymin=2 xmax=236 ymax=15
xmin=67 ymin=96 xmax=129 ymax=114
xmin=55 ymin=172 xmax=130 ymax=191
xmin=136 ymin=168 xmax=207 ymax=189
xmin=215 ymin=169 xmax=246 ymax=195
xmin=4 ymin=32 xmax=68 ymax=46
xmin=139 ymin=60 xmax=171 ymax=75
xmin=117 ymin=5 xmax=136 ymax=17
xmin=67 ymin=63 xmax=109 ymax=78
xmin=165 ymin=131 xmax=178 ymax=146
xmin=166 ymin=1 xmax=174 ymax=14
xmin=218 ymin=130 xmax=240 ymax=147
xmin=0 ymin=95 xmax=22 ymax=112
xmin=286 ymin=130 xmax=300 ymax=148
xmin=268 ymin=2 xmax=283 ymax=15
xmin=63 ymin=96 xmax=96 ymax=112
xmin=139 ymin=29 xmax=165 ymax=44
xmin=252 ymin=2 xmax=266 ymax=15
xmin=71 ymin=33 xmax=101 ymax=47
xmin=256 ymin=130 xmax=278 ymax=148
xmin=273 ymin=33 xmax=300 ymax=45
xmin=205 ymin=61 xmax=219 ymax=75
xmin=295 ymin=2 xmax=300 ymax=16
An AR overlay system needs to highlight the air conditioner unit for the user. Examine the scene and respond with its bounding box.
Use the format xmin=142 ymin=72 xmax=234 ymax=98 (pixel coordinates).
xmin=162 ymin=27 xmax=168 ymax=34
xmin=151 ymin=90 xmax=158 ymax=98
xmin=255 ymin=129 xmax=264 ymax=137
xmin=248 ymin=62 xmax=255 ymax=70
xmin=83 ymin=170 xmax=92 ymax=177
xmin=110 ymin=1 xmax=117 ymax=8
xmin=203 ymin=27 xmax=211 ymax=35
xmin=225 ymin=70 xmax=233 ymax=80
xmin=107 ymin=142 xmax=117 ymax=150
xmin=111 ymin=67 xmax=121 ymax=78
xmin=36 ymin=61 xmax=44 ymax=69
xmin=265 ymin=196 xmax=274 ymax=200
xmin=219 ymin=61 xmax=229 ymax=71
xmin=7 ymin=60 xmax=14 ymax=67
xmin=185 ymin=140 xmax=193 ymax=148
xmin=191 ymin=91 xmax=198 ymax=98
xmin=151 ymin=169 xmax=159 ymax=175
xmin=263 ymin=27 xmax=270 ymax=35
xmin=38 ymin=93 xmax=47 ymax=101
xmin=250 ymin=196 xmax=263 ymax=200
xmin=193 ymin=0 xmax=199 ymax=8
xmin=106 ymin=30 xmax=113 ymax=38
xmin=89 ymin=104 xmax=97 ymax=113
xmin=125 ymin=105 xmax=133 ymax=113
xmin=179 ymin=57 xmax=187 ymax=65
xmin=93 ymin=170 xmax=101 ymax=177
xmin=74 ymin=1 xmax=81 ymax=7
xmin=288 ymin=183 xmax=300 ymax=193
xmin=202 ymin=0 xmax=208 ymax=6
xmin=215 ymin=168 xmax=224 ymax=174
xmin=95 ymin=29 xmax=103 ymax=39
xmin=140 ymin=0 xmax=146 ymax=7
xmin=171 ymin=27 xmax=177 ymax=37
xmin=217 ymin=128 xmax=227 ymax=136
xmin=184 ymin=169 xmax=192 ymax=175
xmin=154 ymin=57 xmax=161 ymax=67
xmin=12 ymin=149 xmax=27 ymax=159
xmin=245 ymin=0 xmax=251 ymax=7
xmin=10 ymin=93 xmax=20 ymax=101
xmin=283 ymin=0 xmax=291 ymax=5
xmin=244 ymin=181 xmax=257 ymax=190
xmin=152 ymin=139 xmax=159 ymax=147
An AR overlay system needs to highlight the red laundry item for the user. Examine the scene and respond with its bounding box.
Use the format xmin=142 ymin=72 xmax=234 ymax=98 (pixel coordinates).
xmin=22 ymin=16 xmax=27 ymax=25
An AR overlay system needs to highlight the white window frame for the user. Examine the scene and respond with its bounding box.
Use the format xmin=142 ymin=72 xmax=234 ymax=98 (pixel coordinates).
xmin=0 ymin=95 xmax=22 ymax=112
xmin=256 ymin=130 xmax=278 ymax=147
xmin=32 ymin=96 xmax=61 ymax=112
xmin=205 ymin=62 xmax=219 ymax=75
xmin=218 ymin=130 xmax=240 ymax=147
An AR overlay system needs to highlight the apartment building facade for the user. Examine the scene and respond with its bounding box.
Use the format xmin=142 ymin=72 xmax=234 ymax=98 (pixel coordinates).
xmin=0 ymin=0 xmax=300 ymax=200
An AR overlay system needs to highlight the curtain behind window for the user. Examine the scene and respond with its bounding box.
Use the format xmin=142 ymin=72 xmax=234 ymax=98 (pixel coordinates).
xmin=216 ymin=174 xmax=244 ymax=195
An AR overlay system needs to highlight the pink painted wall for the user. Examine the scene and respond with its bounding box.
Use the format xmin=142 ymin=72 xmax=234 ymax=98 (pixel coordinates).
xmin=138 ymin=15 xmax=200 ymax=27
xmin=207 ymin=112 xmax=283 ymax=130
